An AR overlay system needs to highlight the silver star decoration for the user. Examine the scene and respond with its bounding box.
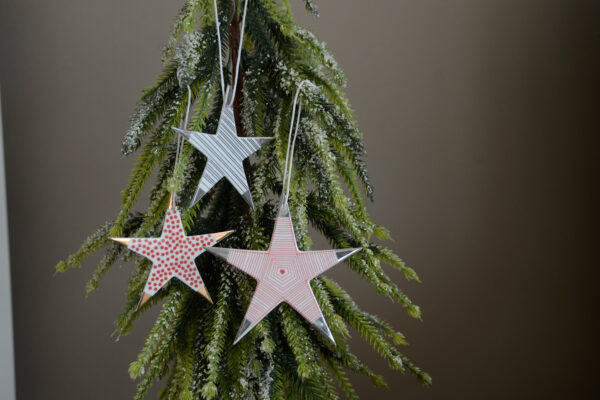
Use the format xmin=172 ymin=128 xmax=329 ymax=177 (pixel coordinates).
xmin=174 ymin=89 xmax=272 ymax=209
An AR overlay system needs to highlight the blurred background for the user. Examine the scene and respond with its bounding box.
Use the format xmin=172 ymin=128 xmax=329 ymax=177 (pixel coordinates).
xmin=0 ymin=0 xmax=598 ymax=398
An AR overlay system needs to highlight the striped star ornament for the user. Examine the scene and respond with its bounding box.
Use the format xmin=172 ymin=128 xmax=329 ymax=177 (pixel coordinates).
xmin=173 ymin=88 xmax=272 ymax=209
xmin=207 ymin=202 xmax=361 ymax=344
xmin=112 ymin=197 xmax=232 ymax=309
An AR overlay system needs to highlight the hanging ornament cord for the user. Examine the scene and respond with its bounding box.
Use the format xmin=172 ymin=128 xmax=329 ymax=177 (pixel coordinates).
xmin=281 ymin=80 xmax=312 ymax=205
xmin=213 ymin=0 xmax=249 ymax=105
xmin=170 ymin=85 xmax=193 ymax=206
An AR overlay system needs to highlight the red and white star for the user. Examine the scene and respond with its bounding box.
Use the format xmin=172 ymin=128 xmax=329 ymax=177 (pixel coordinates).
xmin=112 ymin=200 xmax=232 ymax=308
xmin=208 ymin=203 xmax=360 ymax=344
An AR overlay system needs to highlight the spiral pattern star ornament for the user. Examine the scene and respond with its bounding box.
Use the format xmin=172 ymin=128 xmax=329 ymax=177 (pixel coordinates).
xmin=173 ymin=89 xmax=272 ymax=209
xmin=208 ymin=202 xmax=361 ymax=344
xmin=111 ymin=201 xmax=233 ymax=309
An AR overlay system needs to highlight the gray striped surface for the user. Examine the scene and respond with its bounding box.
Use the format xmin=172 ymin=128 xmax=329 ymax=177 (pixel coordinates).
xmin=175 ymin=99 xmax=272 ymax=209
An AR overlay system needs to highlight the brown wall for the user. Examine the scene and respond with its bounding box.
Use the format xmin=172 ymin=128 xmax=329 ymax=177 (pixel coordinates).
xmin=0 ymin=0 xmax=597 ymax=399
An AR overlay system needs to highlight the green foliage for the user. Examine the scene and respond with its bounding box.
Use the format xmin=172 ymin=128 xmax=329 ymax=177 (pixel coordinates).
xmin=56 ymin=0 xmax=429 ymax=397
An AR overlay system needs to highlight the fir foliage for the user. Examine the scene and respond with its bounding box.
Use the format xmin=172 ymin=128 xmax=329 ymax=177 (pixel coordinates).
xmin=57 ymin=0 xmax=430 ymax=397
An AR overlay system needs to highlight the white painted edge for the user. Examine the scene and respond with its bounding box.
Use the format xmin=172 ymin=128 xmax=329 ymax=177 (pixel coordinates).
xmin=0 ymin=87 xmax=16 ymax=400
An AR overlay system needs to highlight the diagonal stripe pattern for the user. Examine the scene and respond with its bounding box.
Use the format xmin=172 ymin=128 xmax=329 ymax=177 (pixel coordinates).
xmin=207 ymin=202 xmax=361 ymax=344
xmin=174 ymin=96 xmax=272 ymax=209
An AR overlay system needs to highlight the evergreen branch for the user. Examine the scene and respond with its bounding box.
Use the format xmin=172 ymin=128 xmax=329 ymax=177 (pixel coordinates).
xmin=311 ymin=278 xmax=349 ymax=338
xmin=280 ymin=305 xmax=319 ymax=380
xmin=122 ymin=62 xmax=179 ymax=156
xmin=200 ymin=270 xmax=233 ymax=399
xmin=323 ymin=277 xmax=405 ymax=371
xmin=189 ymin=308 xmax=209 ymax=398
xmin=331 ymin=148 xmax=369 ymax=221
xmin=252 ymin=12 xmax=372 ymax=200
xmin=303 ymin=0 xmax=319 ymax=16
xmin=223 ymin=314 xmax=261 ymax=397
xmin=85 ymin=242 xmax=124 ymax=295
xmin=294 ymin=28 xmax=343 ymax=86
xmin=55 ymin=221 xmax=113 ymax=273
xmin=160 ymin=320 xmax=198 ymax=400
xmin=113 ymin=27 xmax=223 ymax=237
xmin=319 ymin=342 xmax=388 ymax=389
xmin=401 ymin=356 xmax=433 ymax=385
xmin=163 ymin=0 xmax=213 ymax=60
xmin=131 ymin=291 xmax=193 ymax=399
xmin=369 ymin=243 xmax=421 ymax=282
xmin=256 ymin=319 xmax=276 ymax=355
xmin=275 ymin=344 xmax=330 ymax=400
xmin=268 ymin=357 xmax=286 ymax=399
xmin=363 ymin=313 xmax=408 ymax=346
xmin=324 ymin=356 xmax=358 ymax=400
xmin=111 ymin=117 xmax=180 ymax=237
xmin=304 ymin=124 xmax=371 ymax=238
xmin=306 ymin=193 xmax=422 ymax=319
xmin=114 ymin=260 xmax=169 ymax=336
xmin=129 ymin=291 xmax=188 ymax=379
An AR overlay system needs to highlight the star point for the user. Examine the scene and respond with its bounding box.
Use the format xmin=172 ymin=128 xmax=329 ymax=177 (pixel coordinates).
xmin=313 ymin=316 xmax=335 ymax=344
xmin=214 ymin=230 xmax=235 ymax=241
xmin=234 ymin=318 xmax=253 ymax=345
xmin=111 ymin=237 xmax=130 ymax=246
xmin=197 ymin=286 xmax=213 ymax=304
xmin=137 ymin=293 xmax=152 ymax=309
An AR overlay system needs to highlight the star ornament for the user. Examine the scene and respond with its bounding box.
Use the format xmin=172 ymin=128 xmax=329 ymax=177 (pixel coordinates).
xmin=173 ymin=88 xmax=273 ymax=209
xmin=111 ymin=198 xmax=233 ymax=309
xmin=207 ymin=203 xmax=361 ymax=344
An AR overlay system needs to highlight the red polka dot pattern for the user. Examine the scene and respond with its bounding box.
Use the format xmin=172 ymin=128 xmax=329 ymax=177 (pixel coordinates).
xmin=127 ymin=208 xmax=217 ymax=296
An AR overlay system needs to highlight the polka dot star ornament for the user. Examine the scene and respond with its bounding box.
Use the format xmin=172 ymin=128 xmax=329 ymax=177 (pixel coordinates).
xmin=207 ymin=82 xmax=361 ymax=344
xmin=111 ymin=195 xmax=233 ymax=309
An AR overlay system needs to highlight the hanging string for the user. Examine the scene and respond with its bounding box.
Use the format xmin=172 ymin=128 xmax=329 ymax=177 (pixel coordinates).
xmin=213 ymin=0 xmax=225 ymax=96
xmin=213 ymin=0 xmax=249 ymax=106
xmin=281 ymin=80 xmax=312 ymax=203
xmin=284 ymin=103 xmax=302 ymax=202
xmin=174 ymin=85 xmax=192 ymax=179
xmin=282 ymin=80 xmax=309 ymax=182
xmin=229 ymin=0 xmax=249 ymax=106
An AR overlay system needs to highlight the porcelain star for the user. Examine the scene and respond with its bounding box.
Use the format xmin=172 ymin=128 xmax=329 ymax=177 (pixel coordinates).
xmin=207 ymin=203 xmax=360 ymax=344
